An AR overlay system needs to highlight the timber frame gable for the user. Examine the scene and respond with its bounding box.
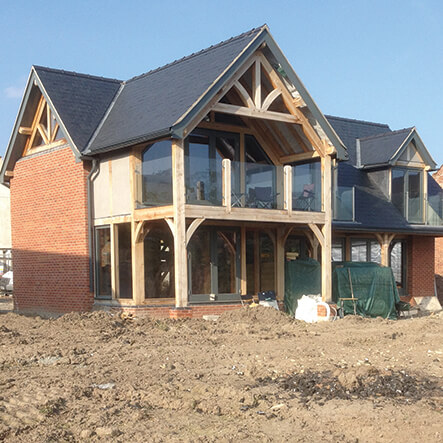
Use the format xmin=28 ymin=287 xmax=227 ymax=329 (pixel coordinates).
xmin=0 ymin=67 xmax=81 ymax=184
xmin=169 ymin=26 xmax=348 ymax=162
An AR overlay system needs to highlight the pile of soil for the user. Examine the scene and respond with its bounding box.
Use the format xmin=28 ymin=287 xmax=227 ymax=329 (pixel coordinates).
xmin=0 ymin=305 xmax=442 ymax=442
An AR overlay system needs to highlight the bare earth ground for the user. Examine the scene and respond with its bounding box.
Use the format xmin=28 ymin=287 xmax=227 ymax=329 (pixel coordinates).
xmin=0 ymin=298 xmax=442 ymax=442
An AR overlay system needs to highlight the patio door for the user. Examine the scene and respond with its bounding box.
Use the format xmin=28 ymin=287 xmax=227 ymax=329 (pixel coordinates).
xmin=188 ymin=227 xmax=240 ymax=302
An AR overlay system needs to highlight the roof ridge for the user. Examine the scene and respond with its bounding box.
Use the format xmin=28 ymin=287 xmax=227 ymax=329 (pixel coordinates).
xmin=325 ymin=114 xmax=390 ymax=128
xmin=125 ymin=25 xmax=267 ymax=84
xmin=32 ymin=65 xmax=122 ymax=84
xmin=359 ymin=127 xmax=414 ymax=142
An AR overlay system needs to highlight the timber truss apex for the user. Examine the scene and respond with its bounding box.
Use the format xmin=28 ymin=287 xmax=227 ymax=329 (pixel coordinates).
xmin=212 ymin=53 xmax=329 ymax=158
xmin=19 ymin=95 xmax=65 ymax=156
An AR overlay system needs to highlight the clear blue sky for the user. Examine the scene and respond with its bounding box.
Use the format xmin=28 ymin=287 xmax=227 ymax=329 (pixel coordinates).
xmin=1 ymin=0 xmax=442 ymax=166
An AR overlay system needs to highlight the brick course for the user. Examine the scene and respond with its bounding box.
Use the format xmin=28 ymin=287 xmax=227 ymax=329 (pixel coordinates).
xmin=10 ymin=146 xmax=93 ymax=314
xmin=407 ymin=235 xmax=435 ymax=298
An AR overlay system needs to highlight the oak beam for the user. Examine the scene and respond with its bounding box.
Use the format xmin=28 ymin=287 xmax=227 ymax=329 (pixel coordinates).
xmin=280 ymin=151 xmax=320 ymax=164
xmin=262 ymin=88 xmax=282 ymax=111
xmin=186 ymin=217 xmax=205 ymax=246
xmin=212 ymin=103 xmax=300 ymax=125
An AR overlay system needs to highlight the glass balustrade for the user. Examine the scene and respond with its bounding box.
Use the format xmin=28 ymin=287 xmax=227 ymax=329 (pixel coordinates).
xmin=427 ymin=192 xmax=443 ymax=226
xmin=231 ymin=161 xmax=284 ymax=210
xmin=333 ymin=186 xmax=355 ymax=221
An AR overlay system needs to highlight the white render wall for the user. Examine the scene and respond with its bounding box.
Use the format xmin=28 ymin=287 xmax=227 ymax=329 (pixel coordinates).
xmin=93 ymin=153 xmax=131 ymax=219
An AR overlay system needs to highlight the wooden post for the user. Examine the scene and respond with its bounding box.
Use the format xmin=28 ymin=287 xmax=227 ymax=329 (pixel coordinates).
xmin=284 ymin=165 xmax=292 ymax=213
xmin=375 ymin=233 xmax=395 ymax=267
xmin=321 ymin=155 xmax=332 ymax=302
xmin=276 ymin=228 xmax=286 ymax=302
xmin=172 ymin=139 xmax=188 ymax=308
xmin=130 ymin=149 xmax=145 ymax=305
xmin=131 ymin=221 xmax=145 ymax=304
xmin=222 ymin=158 xmax=231 ymax=212
xmin=241 ymin=226 xmax=247 ymax=295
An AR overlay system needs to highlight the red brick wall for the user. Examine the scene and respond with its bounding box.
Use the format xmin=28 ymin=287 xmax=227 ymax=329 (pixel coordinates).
xmin=436 ymin=239 xmax=443 ymax=276
xmin=10 ymin=146 xmax=93 ymax=314
xmin=407 ymin=236 xmax=435 ymax=298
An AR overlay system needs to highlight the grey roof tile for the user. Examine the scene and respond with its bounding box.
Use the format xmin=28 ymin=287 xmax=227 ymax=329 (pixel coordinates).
xmin=34 ymin=66 xmax=121 ymax=152
xmin=359 ymin=127 xmax=413 ymax=167
xmin=87 ymin=27 xmax=265 ymax=153
xmin=326 ymin=115 xmax=391 ymax=165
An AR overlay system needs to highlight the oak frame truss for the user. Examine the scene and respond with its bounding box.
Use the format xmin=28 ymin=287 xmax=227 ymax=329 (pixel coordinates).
xmin=19 ymin=95 xmax=65 ymax=156
xmin=211 ymin=52 xmax=327 ymax=158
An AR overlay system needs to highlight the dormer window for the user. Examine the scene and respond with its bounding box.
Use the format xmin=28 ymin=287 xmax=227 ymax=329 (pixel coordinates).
xmin=391 ymin=168 xmax=423 ymax=223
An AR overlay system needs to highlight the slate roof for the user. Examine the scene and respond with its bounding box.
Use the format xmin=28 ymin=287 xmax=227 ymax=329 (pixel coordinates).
xmin=35 ymin=66 xmax=121 ymax=152
xmin=86 ymin=27 xmax=264 ymax=154
xmin=359 ymin=127 xmax=413 ymax=167
xmin=328 ymin=115 xmax=443 ymax=234
xmin=325 ymin=115 xmax=391 ymax=165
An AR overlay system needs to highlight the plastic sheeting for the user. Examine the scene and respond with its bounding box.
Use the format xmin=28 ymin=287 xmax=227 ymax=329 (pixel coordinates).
xmin=332 ymin=262 xmax=400 ymax=319
xmin=284 ymin=258 xmax=321 ymax=316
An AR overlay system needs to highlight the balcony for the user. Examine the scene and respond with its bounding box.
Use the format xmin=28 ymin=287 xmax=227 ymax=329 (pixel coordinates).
xmin=184 ymin=158 xmax=323 ymax=215
xmin=333 ymin=186 xmax=355 ymax=221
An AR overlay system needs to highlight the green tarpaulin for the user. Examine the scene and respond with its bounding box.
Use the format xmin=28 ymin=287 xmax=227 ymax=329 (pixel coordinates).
xmin=284 ymin=260 xmax=401 ymax=320
xmin=332 ymin=262 xmax=400 ymax=320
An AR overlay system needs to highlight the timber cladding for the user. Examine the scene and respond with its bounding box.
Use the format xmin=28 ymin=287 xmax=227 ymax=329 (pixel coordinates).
xmin=10 ymin=146 xmax=93 ymax=314
xmin=407 ymin=236 xmax=435 ymax=298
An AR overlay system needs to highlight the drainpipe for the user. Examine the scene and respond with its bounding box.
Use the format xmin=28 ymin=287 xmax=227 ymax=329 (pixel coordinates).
xmin=82 ymin=156 xmax=99 ymax=292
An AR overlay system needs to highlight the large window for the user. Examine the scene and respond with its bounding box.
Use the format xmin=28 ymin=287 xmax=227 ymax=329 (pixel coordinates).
xmin=95 ymin=226 xmax=112 ymax=299
xmin=140 ymin=140 xmax=172 ymax=207
xmin=246 ymin=231 xmax=275 ymax=295
xmin=332 ymin=239 xmax=345 ymax=262
xmin=117 ymin=223 xmax=132 ymax=299
xmin=389 ymin=240 xmax=406 ymax=294
xmin=185 ymin=131 xmax=238 ymax=206
xmin=188 ymin=227 xmax=240 ymax=302
xmin=391 ymin=168 xmax=423 ymax=223
xmin=144 ymin=224 xmax=175 ymax=299
xmin=351 ymin=239 xmax=381 ymax=263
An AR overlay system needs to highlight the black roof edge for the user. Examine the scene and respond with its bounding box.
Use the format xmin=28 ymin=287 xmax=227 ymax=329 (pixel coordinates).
xmin=33 ymin=65 xmax=122 ymax=84
xmin=82 ymin=128 xmax=173 ymax=157
xmin=333 ymin=223 xmax=443 ymax=236
xmin=325 ymin=114 xmax=390 ymax=129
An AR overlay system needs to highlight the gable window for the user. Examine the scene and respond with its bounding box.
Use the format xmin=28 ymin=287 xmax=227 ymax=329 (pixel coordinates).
xmin=185 ymin=130 xmax=238 ymax=206
xmin=139 ymin=140 xmax=172 ymax=207
xmin=391 ymin=168 xmax=423 ymax=223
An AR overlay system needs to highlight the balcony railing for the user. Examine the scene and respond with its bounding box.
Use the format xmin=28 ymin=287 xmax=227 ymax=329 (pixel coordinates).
xmin=426 ymin=192 xmax=443 ymax=226
xmin=333 ymin=186 xmax=355 ymax=221
xmin=134 ymin=157 xmax=324 ymax=214
xmin=230 ymin=161 xmax=284 ymax=210
xmin=135 ymin=167 xmax=173 ymax=209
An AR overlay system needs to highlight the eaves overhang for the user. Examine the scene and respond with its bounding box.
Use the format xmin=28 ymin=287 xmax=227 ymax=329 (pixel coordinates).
xmin=81 ymin=128 xmax=173 ymax=157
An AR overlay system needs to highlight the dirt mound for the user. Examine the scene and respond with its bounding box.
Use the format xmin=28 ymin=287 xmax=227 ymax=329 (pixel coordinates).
xmin=261 ymin=367 xmax=441 ymax=405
